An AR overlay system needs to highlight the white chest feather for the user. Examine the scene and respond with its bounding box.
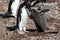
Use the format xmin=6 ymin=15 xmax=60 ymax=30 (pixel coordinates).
xmin=21 ymin=6 xmax=28 ymax=25
xmin=18 ymin=6 xmax=28 ymax=31
xmin=11 ymin=0 xmax=20 ymax=16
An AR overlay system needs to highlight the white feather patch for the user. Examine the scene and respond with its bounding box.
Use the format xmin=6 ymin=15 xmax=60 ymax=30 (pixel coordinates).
xmin=11 ymin=0 xmax=20 ymax=16
xmin=19 ymin=6 xmax=28 ymax=31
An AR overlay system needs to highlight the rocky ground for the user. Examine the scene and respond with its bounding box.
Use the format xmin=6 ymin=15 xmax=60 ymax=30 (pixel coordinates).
xmin=0 ymin=0 xmax=60 ymax=40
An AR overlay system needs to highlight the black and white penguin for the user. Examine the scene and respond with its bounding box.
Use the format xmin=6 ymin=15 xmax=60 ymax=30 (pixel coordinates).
xmin=3 ymin=0 xmax=20 ymax=18
xmin=16 ymin=1 xmax=31 ymax=34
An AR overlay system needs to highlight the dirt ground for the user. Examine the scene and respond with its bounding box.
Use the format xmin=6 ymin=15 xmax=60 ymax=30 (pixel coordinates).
xmin=0 ymin=16 xmax=60 ymax=40
xmin=0 ymin=0 xmax=60 ymax=40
